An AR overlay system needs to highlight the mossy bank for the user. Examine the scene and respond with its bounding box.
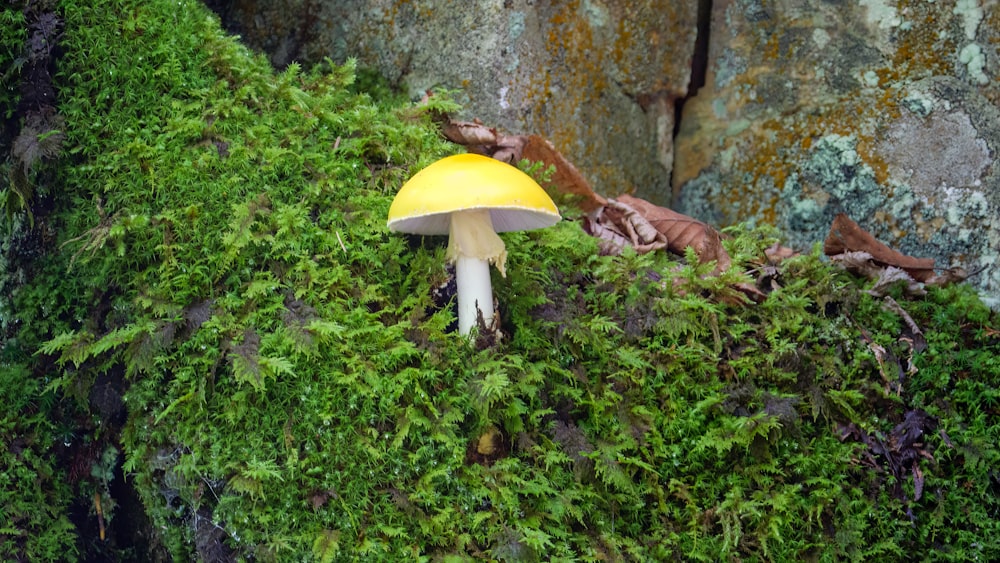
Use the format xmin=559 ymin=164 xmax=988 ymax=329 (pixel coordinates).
xmin=2 ymin=1 xmax=999 ymax=561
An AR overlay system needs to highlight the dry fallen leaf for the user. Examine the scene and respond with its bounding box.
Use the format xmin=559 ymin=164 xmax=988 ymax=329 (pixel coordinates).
xmin=583 ymin=194 xmax=760 ymax=302
xmin=520 ymin=135 xmax=607 ymax=212
xmin=764 ymin=242 xmax=799 ymax=263
xmin=441 ymin=119 xmax=499 ymax=146
xmin=442 ymin=119 xmax=607 ymax=212
xmin=613 ymin=194 xmax=731 ymax=272
xmin=925 ymin=267 xmax=969 ymax=287
xmin=583 ymin=197 xmax=668 ymax=255
xmin=871 ymin=267 xmax=926 ymax=298
xmin=824 ymin=214 xmax=935 ymax=282
xmin=821 ymin=213 xmax=971 ymax=297
xmin=835 ymin=409 xmax=936 ymax=504
xmin=829 ymin=250 xmax=929 ymax=298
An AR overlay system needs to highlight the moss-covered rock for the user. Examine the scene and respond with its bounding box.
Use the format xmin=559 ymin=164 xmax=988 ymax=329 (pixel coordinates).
xmin=2 ymin=1 xmax=1000 ymax=561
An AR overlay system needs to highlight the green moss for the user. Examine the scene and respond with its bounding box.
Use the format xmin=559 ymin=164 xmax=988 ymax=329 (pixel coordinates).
xmin=0 ymin=8 xmax=25 ymax=118
xmin=2 ymin=1 xmax=1000 ymax=561
xmin=0 ymin=362 xmax=78 ymax=561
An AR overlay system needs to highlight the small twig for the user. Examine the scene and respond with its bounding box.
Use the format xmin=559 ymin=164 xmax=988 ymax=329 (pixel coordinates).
xmin=61 ymin=197 xmax=117 ymax=269
xmin=94 ymin=492 xmax=106 ymax=541
xmin=882 ymin=296 xmax=923 ymax=342
xmin=201 ymin=475 xmax=223 ymax=503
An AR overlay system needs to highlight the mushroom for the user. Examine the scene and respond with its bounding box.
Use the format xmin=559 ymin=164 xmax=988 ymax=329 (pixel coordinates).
xmin=387 ymin=153 xmax=561 ymax=335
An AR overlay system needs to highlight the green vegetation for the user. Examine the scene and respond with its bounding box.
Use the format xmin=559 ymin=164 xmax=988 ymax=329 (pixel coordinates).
xmin=0 ymin=363 xmax=78 ymax=561
xmin=2 ymin=1 xmax=999 ymax=561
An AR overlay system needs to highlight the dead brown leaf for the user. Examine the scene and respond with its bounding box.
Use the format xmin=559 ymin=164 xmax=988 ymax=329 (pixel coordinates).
xmin=835 ymin=409 xmax=936 ymax=504
xmin=823 ymin=214 xmax=935 ymax=281
xmin=614 ymin=194 xmax=731 ymax=272
xmin=582 ymin=197 xmax=668 ymax=255
xmin=829 ymin=251 xmax=884 ymax=279
xmin=869 ymin=266 xmax=927 ymax=298
xmin=582 ymin=194 xmax=758 ymax=301
xmin=764 ymin=242 xmax=799 ymax=263
xmin=520 ymin=135 xmax=607 ymax=212
xmin=925 ymin=267 xmax=969 ymax=287
xmin=441 ymin=119 xmax=499 ymax=146
xmin=441 ymin=118 xmax=607 ymax=212
xmin=828 ymin=250 xmax=931 ymax=298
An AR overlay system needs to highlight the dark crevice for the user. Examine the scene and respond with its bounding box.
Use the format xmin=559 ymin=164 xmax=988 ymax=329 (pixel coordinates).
xmin=672 ymin=0 xmax=713 ymax=140
xmin=4 ymin=1 xmax=64 ymax=223
xmin=203 ymin=0 xmax=322 ymax=69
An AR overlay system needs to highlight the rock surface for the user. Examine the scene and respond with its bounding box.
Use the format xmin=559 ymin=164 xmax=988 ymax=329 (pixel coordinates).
xmin=207 ymin=0 xmax=699 ymax=201
xmin=208 ymin=0 xmax=1000 ymax=304
xmin=673 ymin=0 xmax=1000 ymax=304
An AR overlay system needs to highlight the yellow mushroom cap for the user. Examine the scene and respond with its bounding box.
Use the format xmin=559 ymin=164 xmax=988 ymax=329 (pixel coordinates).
xmin=387 ymin=153 xmax=561 ymax=235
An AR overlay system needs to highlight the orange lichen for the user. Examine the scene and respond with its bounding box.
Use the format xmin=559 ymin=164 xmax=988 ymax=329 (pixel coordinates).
xmin=516 ymin=2 xmax=694 ymax=196
xmin=888 ymin=0 xmax=957 ymax=82
xmin=520 ymin=1 xmax=614 ymax=189
xmin=612 ymin=17 xmax=632 ymax=69
xmin=688 ymin=78 xmax=908 ymax=225
xmin=762 ymin=33 xmax=781 ymax=61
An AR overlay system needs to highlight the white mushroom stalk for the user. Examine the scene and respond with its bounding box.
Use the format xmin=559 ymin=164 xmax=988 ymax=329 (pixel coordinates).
xmin=386 ymin=153 xmax=561 ymax=337
xmin=447 ymin=209 xmax=508 ymax=334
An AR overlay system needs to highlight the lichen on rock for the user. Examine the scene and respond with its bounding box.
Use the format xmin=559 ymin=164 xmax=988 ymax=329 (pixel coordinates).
xmin=673 ymin=0 xmax=1000 ymax=305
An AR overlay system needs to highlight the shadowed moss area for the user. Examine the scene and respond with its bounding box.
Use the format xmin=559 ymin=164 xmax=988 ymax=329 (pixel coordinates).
xmin=1 ymin=1 xmax=999 ymax=561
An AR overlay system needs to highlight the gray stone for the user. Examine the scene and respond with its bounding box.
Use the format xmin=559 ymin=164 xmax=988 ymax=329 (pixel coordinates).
xmin=673 ymin=0 xmax=1000 ymax=304
xmin=211 ymin=0 xmax=699 ymax=201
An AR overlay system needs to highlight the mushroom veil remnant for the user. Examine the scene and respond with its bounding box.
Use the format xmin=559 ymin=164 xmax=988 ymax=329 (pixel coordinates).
xmin=387 ymin=153 xmax=561 ymax=335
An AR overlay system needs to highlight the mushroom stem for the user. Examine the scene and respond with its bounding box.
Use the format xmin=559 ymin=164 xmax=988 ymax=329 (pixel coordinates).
xmin=447 ymin=209 xmax=507 ymax=335
xmin=455 ymin=255 xmax=494 ymax=335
